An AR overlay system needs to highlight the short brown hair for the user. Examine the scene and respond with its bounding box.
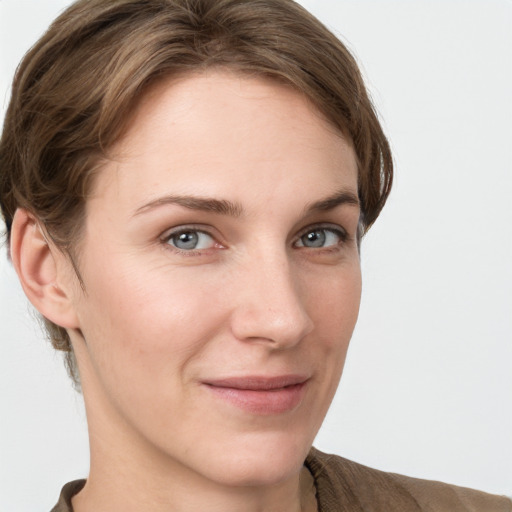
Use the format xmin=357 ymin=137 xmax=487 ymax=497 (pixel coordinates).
xmin=0 ymin=0 xmax=393 ymax=385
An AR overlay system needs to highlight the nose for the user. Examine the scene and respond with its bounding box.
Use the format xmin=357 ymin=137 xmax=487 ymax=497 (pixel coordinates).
xmin=229 ymin=252 xmax=314 ymax=349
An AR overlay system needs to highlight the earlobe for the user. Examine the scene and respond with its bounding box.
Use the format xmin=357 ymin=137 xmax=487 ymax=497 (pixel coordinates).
xmin=10 ymin=209 xmax=80 ymax=330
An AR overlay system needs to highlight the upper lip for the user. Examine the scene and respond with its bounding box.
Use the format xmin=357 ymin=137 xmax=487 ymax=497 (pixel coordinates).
xmin=203 ymin=375 xmax=309 ymax=391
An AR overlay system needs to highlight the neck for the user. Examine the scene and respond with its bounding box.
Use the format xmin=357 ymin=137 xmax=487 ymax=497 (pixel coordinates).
xmin=73 ymin=359 xmax=317 ymax=512
xmin=74 ymin=440 xmax=316 ymax=512
xmin=75 ymin=462 xmax=315 ymax=512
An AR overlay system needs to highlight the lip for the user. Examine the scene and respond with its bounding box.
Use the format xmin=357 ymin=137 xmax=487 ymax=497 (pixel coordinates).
xmin=202 ymin=375 xmax=309 ymax=415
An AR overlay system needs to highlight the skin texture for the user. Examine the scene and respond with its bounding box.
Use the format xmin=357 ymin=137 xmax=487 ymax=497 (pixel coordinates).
xmin=11 ymin=71 xmax=361 ymax=512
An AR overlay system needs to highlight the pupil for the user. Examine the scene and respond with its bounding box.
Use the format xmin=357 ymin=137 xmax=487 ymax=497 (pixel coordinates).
xmin=175 ymin=231 xmax=198 ymax=250
xmin=304 ymin=230 xmax=325 ymax=247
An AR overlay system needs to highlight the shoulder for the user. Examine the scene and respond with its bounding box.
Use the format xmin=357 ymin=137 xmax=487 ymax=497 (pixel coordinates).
xmin=306 ymin=447 xmax=512 ymax=512
xmin=50 ymin=480 xmax=85 ymax=512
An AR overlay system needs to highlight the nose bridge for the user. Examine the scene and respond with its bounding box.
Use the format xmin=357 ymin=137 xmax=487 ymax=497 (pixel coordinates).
xmin=230 ymin=246 xmax=314 ymax=347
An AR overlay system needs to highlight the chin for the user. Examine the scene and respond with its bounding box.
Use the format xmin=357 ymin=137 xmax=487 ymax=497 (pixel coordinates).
xmin=193 ymin=430 xmax=313 ymax=488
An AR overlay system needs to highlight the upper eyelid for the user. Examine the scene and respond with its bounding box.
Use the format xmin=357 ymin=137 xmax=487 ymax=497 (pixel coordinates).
xmin=292 ymin=223 xmax=350 ymax=248
xmin=160 ymin=224 xmax=217 ymax=239
xmin=295 ymin=223 xmax=347 ymax=238
xmin=160 ymin=226 xmax=220 ymax=255
xmin=159 ymin=222 xmax=349 ymax=247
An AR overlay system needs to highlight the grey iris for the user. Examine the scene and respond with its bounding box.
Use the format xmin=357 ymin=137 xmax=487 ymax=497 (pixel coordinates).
xmin=302 ymin=230 xmax=325 ymax=248
xmin=173 ymin=231 xmax=199 ymax=250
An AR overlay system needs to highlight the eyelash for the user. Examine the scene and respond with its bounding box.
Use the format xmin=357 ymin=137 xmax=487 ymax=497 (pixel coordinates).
xmin=160 ymin=223 xmax=349 ymax=255
xmin=161 ymin=225 xmax=220 ymax=256
xmin=294 ymin=224 xmax=349 ymax=250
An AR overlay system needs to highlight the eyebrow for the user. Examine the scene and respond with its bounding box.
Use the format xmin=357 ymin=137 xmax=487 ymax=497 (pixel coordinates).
xmin=134 ymin=195 xmax=243 ymax=217
xmin=133 ymin=188 xmax=359 ymax=218
xmin=304 ymin=189 xmax=360 ymax=213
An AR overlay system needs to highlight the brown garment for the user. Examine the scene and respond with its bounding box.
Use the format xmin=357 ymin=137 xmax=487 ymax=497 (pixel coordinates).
xmin=305 ymin=448 xmax=512 ymax=512
xmin=51 ymin=479 xmax=85 ymax=512
xmin=51 ymin=447 xmax=512 ymax=512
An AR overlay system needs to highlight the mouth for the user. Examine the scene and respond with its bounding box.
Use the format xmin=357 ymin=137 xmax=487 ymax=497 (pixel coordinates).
xmin=202 ymin=375 xmax=309 ymax=415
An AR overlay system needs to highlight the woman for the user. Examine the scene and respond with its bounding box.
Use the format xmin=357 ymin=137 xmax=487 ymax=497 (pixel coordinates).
xmin=0 ymin=1 xmax=510 ymax=511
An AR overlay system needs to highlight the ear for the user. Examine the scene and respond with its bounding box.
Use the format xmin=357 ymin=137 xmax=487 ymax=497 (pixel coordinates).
xmin=10 ymin=209 xmax=80 ymax=330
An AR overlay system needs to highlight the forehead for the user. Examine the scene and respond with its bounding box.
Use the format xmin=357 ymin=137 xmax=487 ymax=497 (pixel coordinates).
xmin=117 ymin=70 xmax=348 ymax=150
xmin=91 ymin=70 xmax=358 ymax=213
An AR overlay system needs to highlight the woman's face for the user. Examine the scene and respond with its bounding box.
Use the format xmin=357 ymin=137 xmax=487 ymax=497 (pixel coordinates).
xmin=68 ymin=71 xmax=361 ymax=487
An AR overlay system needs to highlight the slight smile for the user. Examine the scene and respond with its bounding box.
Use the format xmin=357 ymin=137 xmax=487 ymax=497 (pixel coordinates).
xmin=202 ymin=375 xmax=310 ymax=415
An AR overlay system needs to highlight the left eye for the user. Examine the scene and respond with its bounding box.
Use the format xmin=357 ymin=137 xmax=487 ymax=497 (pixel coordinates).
xmin=166 ymin=230 xmax=216 ymax=251
xmin=295 ymin=228 xmax=344 ymax=248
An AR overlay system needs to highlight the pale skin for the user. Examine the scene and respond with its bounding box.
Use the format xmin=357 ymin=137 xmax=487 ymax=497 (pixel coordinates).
xmin=11 ymin=71 xmax=362 ymax=512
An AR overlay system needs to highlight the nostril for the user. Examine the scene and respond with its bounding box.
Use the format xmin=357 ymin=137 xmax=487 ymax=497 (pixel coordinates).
xmin=229 ymin=257 xmax=313 ymax=346
xmin=230 ymin=300 xmax=313 ymax=348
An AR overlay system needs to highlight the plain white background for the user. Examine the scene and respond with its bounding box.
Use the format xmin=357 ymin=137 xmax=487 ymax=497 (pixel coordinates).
xmin=1 ymin=1 xmax=511 ymax=510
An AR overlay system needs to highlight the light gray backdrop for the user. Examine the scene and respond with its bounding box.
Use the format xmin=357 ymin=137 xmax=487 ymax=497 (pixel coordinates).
xmin=1 ymin=1 xmax=511 ymax=510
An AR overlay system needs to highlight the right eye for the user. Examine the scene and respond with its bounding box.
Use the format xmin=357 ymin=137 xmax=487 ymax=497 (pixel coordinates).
xmin=165 ymin=229 xmax=216 ymax=251
xmin=294 ymin=225 xmax=347 ymax=249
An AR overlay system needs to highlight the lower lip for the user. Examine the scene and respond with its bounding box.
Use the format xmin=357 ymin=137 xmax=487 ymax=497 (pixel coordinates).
xmin=204 ymin=382 xmax=307 ymax=415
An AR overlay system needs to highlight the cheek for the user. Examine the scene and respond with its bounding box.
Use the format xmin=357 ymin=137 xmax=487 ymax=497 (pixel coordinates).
xmin=306 ymin=262 xmax=361 ymax=384
xmin=308 ymin=262 xmax=362 ymax=343
xmin=75 ymin=258 xmax=226 ymax=387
